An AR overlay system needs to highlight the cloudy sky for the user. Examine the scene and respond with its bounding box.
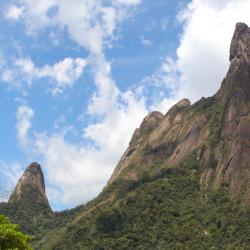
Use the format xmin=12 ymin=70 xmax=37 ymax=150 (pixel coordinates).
xmin=0 ymin=0 xmax=250 ymax=210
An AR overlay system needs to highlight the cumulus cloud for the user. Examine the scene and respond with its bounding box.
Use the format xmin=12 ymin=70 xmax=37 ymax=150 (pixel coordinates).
xmin=15 ymin=95 xmax=146 ymax=207
xmin=140 ymin=36 xmax=153 ymax=47
xmin=136 ymin=57 xmax=181 ymax=113
xmin=14 ymin=57 xmax=87 ymax=94
xmin=140 ymin=0 xmax=250 ymax=108
xmin=16 ymin=104 xmax=34 ymax=149
xmin=5 ymin=5 xmax=23 ymax=20
xmin=0 ymin=162 xmax=23 ymax=202
xmin=37 ymin=95 xmax=146 ymax=206
xmin=6 ymin=0 xmax=250 ymax=210
xmin=1 ymin=70 xmax=14 ymax=82
xmin=9 ymin=0 xmax=141 ymax=111
xmin=8 ymin=0 xmax=145 ymax=207
xmin=113 ymin=0 xmax=141 ymax=5
xmin=175 ymin=0 xmax=250 ymax=102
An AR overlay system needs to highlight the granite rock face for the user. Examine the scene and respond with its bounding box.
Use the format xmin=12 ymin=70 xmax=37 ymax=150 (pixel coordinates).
xmin=229 ymin=22 xmax=250 ymax=63
xmin=9 ymin=162 xmax=47 ymax=204
xmin=0 ymin=162 xmax=51 ymax=234
xmin=108 ymin=23 xmax=250 ymax=206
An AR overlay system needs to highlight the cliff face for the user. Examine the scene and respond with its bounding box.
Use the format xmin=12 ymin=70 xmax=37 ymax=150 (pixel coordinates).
xmin=8 ymin=162 xmax=49 ymax=207
xmin=0 ymin=162 xmax=51 ymax=234
xmin=1 ymin=22 xmax=250 ymax=250
xmin=108 ymin=22 xmax=250 ymax=206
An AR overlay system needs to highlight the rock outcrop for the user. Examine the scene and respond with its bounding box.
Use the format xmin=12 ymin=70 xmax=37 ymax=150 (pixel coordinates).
xmin=0 ymin=162 xmax=51 ymax=234
xmin=229 ymin=22 xmax=250 ymax=64
xmin=1 ymin=22 xmax=250 ymax=250
xmin=9 ymin=162 xmax=48 ymax=205
xmin=108 ymin=22 xmax=250 ymax=206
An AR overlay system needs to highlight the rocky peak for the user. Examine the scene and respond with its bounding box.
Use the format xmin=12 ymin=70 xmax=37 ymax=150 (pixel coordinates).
xmin=8 ymin=162 xmax=50 ymax=210
xmin=108 ymin=23 xmax=250 ymax=206
xmin=174 ymin=98 xmax=191 ymax=108
xmin=139 ymin=111 xmax=163 ymax=133
xmin=129 ymin=111 xmax=163 ymax=146
xmin=219 ymin=22 xmax=250 ymax=100
xmin=166 ymin=98 xmax=191 ymax=115
xmin=227 ymin=22 xmax=250 ymax=79
xmin=229 ymin=22 xmax=250 ymax=63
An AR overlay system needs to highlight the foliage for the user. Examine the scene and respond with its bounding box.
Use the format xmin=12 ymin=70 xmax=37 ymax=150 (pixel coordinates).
xmin=0 ymin=185 xmax=52 ymax=235
xmin=38 ymin=161 xmax=250 ymax=250
xmin=96 ymin=207 xmax=124 ymax=233
xmin=1 ymin=155 xmax=250 ymax=249
xmin=0 ymin=214 xmax=33 ymax=250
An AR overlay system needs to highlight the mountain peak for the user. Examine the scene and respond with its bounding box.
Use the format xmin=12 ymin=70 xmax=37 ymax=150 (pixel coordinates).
xmin=229 ymin=22 xmax=250 ymax=63
xmin=8 ymin=162 xmax=50 ymax=210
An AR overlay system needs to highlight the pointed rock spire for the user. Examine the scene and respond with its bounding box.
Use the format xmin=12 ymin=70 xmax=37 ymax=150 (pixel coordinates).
xmin=8 ymin=162 xmax=50 ymax=211
xmin=229 ymin=22 xmax=250 ymax=63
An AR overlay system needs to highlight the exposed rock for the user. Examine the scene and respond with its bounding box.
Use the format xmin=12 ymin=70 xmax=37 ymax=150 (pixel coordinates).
xmin=108 ymin=23 xmax=250 ymax=206
xmin=138 ymin=111 xmax=163 ymax=134
xmin=109 ymin=111 xmax=163 ymax=184
xmin=1 ymin=22 xmax=250 ymax=249
xmin=174 ymin=98 xmax=191 ymax=109
xmin=227 ymin=22 xmax=250 ymax=79
xmin=166 ymin=98 xmax=191 ymax=115
xmin=229 ymin=22 xmax=250 ymax=63
xmin=8 ymin=162 xmax=50 ymax=210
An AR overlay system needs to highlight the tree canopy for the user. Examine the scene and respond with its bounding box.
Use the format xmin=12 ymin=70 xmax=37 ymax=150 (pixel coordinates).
xmin=0 ymin=214 xmax=32 ymax=250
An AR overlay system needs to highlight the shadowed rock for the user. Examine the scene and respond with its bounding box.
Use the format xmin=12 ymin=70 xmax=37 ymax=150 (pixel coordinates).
xmin=8 ymin=162 xmax=50 ymax=210
xmin=108 ymin=23 xmax=250 ymax=206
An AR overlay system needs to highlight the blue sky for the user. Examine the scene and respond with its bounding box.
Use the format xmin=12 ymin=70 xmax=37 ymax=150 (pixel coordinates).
xmin=0 ymin=0 xmax=250 ymax=211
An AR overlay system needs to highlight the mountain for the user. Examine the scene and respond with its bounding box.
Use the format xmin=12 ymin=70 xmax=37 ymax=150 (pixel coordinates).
xmin=8 ymin=162 xmax=50 ymax=208
xmin=0 ymin=162 xmax=52 ymax=234
xmin=1 ymin=22 xmax=250 ymax=249
xmin=108 ymin=22 xmax=250 ymax=206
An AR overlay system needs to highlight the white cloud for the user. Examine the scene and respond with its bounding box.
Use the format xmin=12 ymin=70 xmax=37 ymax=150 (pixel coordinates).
xmin=140 ymin=36 xmax=153 ymax=47
xmin=140 ymin=0 xmax=250 ymax=109
xmin=135 ymin=57 xmax=181 ymax=113
xmin=8 ymin=0 xmax=141 ymax=109
xmin=113 ymin=0 xmax=141 ymax=5
xmin=5 ymin=5 xmax=23 ymax=20
xmin=15 ymin=57 xmax=87 ymax=94
xmin=16 ymin=94 xmax=146 ymax=207
xmin=1 ymin=70 xmax=14 ymax=82
xmin=7 ymin=0 xmax=250 ymax=210
xmin=175 ymin=0 xmax=250 ymax=102
xmin=15 ymin=58 xmax=34 ymax=85
xmin=6 ymin=0 xmax=145 ymax=208
xmin=0 ymin=162 xmax=23 ymax=202
xmin=16 ymin=104 xmax=34 ymax=149
xmin=161 ymin=17 xmax=168 ymax=31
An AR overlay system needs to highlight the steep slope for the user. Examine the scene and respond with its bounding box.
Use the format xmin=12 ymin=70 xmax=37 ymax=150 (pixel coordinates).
xmin=33 ymin=22 xmax=250 ymax=250
xmin=0 ymin=162 xmax=52 ymax=234
xmin=8 ymin=162 xmax=50 ymax=208
xmin=108 ymin=22 xmax=250 ymax=206
xmin=37 ymin=155 xmax=250 ymax=250
xmin=1 ymin=22 xmax=250 ymax=250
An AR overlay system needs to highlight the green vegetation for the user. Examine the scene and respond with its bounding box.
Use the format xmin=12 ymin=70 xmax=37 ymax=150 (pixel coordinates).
xmin=1 ymin=90 xmax=250 ymax=249
xmin=0 ymin=185 xmax=52 ymax=235
xmin=0 ymin=214 xmax=33 ymax=250
xmin=193 ymin=96 xmax=216 ymax=112
xmin=35 ymin=157 xmax=250 ymax=250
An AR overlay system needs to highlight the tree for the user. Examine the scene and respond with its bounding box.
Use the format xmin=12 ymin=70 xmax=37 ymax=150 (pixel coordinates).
xmin=0 ymin=214 xmax=33 ymax=250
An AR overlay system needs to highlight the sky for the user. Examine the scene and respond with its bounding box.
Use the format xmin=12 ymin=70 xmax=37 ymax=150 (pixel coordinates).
xmin=0 ymin=0 xmax=250 ymax=211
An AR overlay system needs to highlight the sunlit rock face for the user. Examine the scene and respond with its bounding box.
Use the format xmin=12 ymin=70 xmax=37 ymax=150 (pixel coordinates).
xmin=8 ymin=162 xmax=47 ymax=203
xmin=8 ymin=162 xmax=51 ymax=211
xmin=108 ymin=22 xmax=250 ymax=206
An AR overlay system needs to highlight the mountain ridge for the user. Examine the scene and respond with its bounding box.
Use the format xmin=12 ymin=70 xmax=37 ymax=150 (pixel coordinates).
xmin=0 ymin=22 xmax=250 ymax=249
xmin=107 ymin=22 xmax=250 ymax=206
xmin=8 ymin=162 xmax=50 ymax=207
